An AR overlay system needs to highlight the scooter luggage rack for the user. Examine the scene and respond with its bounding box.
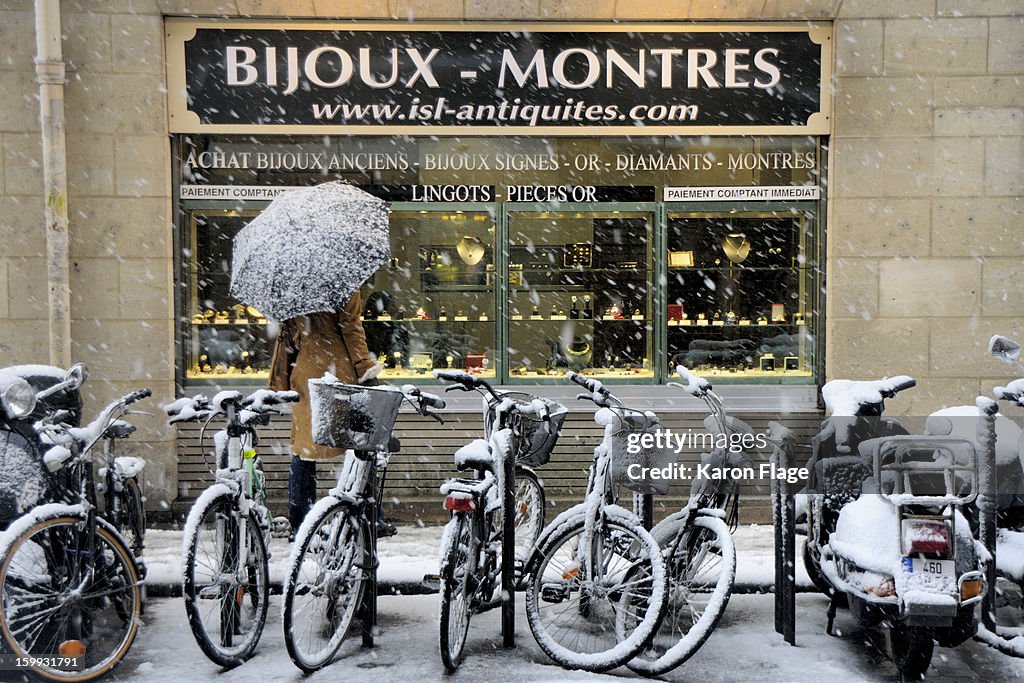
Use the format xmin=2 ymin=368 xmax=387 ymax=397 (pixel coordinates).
xmin=861 ymin=436 xmax=978 ymax=506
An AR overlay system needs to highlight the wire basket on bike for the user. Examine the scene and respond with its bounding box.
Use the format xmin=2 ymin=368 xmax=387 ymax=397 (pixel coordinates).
xmin=609 ymin=410 xmax=677 ymax=495
xmin=309 ymin=378 xmax=404 ymax=451
xmin=483 ymin=392 xmax=567 ymax=467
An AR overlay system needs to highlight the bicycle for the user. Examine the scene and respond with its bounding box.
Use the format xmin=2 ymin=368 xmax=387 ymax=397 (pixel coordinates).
xmin=166 ymin=388 xmax=298 ymax=668
xmin=96 ymin=422 xmax=147 ymax=557
xmin=0 ymin=383 xmax=151 ymax=681
xmin=523 ymin=371 xmax=668 ymax=673
xmin=282 ymin=375 xmax=444 ymax=673
xmin=434 ymin=370 xmax=565 ymax=672
xmin=623 ymin=365 xmax=746 ymax=676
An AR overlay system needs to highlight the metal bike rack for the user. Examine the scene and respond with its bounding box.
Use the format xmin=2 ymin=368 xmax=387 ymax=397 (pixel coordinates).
xmin=502 ymin=453 xmax=516 ymax=648
xmin=977 ymin=401 xmax=999 ymax=633
xmin=772 ymin=437 xmax=797 ymax=646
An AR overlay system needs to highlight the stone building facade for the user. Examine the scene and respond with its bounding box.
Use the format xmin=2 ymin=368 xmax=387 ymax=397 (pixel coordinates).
xmin=0 ymin=0 xmax=1020 ymax=513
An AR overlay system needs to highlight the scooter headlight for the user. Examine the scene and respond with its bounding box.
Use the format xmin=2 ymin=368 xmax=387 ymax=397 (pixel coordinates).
xmin=1 ymin=378 xmax=36 ymax=419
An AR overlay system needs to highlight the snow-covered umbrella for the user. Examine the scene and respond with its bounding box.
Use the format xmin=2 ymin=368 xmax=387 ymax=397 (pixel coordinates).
xmin=229 ymin=181 xmax=390 ymax=322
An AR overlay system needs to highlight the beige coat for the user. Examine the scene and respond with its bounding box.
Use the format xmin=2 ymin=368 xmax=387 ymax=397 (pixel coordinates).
xmin=268 ymin=292 xmax=376 ymax=460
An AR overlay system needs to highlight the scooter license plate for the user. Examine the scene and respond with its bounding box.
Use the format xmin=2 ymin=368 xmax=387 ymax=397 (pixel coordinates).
xmin=903 ymin=557 xmax=954 ymax=577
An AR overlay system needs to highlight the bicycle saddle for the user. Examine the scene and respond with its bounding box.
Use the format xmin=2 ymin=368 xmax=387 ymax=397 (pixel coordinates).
xmin=454 ymin=439 xmax=494 ymax=472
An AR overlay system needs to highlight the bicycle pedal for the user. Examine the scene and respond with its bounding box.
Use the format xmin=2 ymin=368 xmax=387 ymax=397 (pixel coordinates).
xmin=541 ymin=584 xmax=570 ymax=604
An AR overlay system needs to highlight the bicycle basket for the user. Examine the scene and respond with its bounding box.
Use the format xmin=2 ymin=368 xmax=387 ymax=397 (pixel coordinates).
xmin=609 ymin=411 xmax=677 ymax=496
xmin=308 ymin=379 xmax=404 ymax=451
xmin=484 ymin=392 xmax=567 ymax=467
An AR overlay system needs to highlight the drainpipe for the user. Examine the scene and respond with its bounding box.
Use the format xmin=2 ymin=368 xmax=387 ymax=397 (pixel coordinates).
xmin=34 ymin=0 xmax=71 ymax=367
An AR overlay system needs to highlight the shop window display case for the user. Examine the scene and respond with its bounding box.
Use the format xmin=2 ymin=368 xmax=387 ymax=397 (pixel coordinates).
xmin=664 ymin=211 xmax=818 ymax=379
xmin=506 ymin=210 xmax=654 ymax=381
xmin=359 ymin=210 xmax=498 ymax=380
xmin=183 ymin=209 xmax=273 ymax=380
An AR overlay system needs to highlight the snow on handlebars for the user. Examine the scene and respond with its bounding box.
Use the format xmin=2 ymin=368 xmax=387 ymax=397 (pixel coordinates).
xmin=995 ymin=378 xmax=1024 ymax=406
xmin=674 ymin=365 xmax=711 ymax=396
xmin=821 ymin=375 xmax=916 ymax=416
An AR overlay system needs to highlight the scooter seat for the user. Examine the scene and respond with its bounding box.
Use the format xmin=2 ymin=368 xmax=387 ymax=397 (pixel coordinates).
xmin=454 ymin=439 xmax=494 ymax=472
xmin=925 ymin=407 xmax=1021 ymax=466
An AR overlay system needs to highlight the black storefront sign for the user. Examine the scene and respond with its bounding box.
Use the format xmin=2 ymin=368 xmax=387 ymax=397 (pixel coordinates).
xmin=168 ymin=21 xmax=831 ymax=135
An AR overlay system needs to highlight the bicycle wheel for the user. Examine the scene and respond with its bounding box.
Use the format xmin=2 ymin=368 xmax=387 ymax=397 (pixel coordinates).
xmin=0 ymin=511 xmax=141 ymax=681
xmin=182 ymin=487 xmax=270 ymax=668
xmin=118 ymin=478 xmax=146 ymax=557
xmin=438 ymin=513 xmax=476 ymax=673
xmin=514 ymin=465 xmax=545 ymax=561
xmin=525 ymin=506 xmax=667 ymax=672
xmin=626 ymin=514 xmax=736 ymax=676
xmin=283 ymin=499 xmax=368 ymax=673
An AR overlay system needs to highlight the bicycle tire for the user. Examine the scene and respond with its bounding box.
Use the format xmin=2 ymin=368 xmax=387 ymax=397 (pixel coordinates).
xmin=118 ymin=477 xmax=146 ymax=557
xmin=0 ymin=509 xmax=141 ymax=681
xmin=525 ymin=506 xmax=667 ymax=672
xmin=514 ymin=465 xmax=545 ymax=562
xmin=282 ymin=498 xmax=368 ymax=673
xmin=182 ymin=487 xmax=270 ymax=668
xmin=626 ymin=514 xmax=736 ymax=676
xmin=438 ymin=513 xmax=476 ymax=673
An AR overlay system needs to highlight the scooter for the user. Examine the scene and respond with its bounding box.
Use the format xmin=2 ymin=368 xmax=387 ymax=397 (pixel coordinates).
xmin=0 ymin=364 xmax=87 ymax=529
xmin=923 ymin=335 xmax=1024 ymax=645
xmin=801 ymin=376 xmax=985 ymax=679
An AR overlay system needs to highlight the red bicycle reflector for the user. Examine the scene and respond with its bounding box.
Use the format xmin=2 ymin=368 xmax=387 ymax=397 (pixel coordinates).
xmin=59 ymin=640 xmax=86 ymax=657
xmin=904 ymin=519 xmax=951 ymax=555
xmin=444 ymin=495 xmax=475 ymax=512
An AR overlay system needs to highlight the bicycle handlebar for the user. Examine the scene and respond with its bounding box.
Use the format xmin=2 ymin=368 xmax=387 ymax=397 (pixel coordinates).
xmin=879 ymin=376 xmax=916 ymax=398
xmin=565 ymin=370 xmax=598 ymax=393
xmin=124 ymin=388 xmax=152 ymax=406
xmin=674 ymin=365 xmax=712 ymax=396
xmin=432 ymin=369 xmax=500 ymax=401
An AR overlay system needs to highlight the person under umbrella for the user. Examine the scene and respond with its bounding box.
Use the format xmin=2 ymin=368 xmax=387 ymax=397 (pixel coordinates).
xmin=268 ymin=293 xmax=384 ymax=538
xmin=230 ymin=181 xmax=393 ymax=537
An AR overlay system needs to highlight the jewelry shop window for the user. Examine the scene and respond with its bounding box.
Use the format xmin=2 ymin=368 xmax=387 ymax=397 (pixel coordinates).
xmin=506 ymin=210 xmax=655 ymax=381
xmin=359 ymin=209 xmax=498 ymax=380
xmin=665 ymin=208 xmax=819 ymax=381
xmin=183 ymin=208 xmax=273 ymax=381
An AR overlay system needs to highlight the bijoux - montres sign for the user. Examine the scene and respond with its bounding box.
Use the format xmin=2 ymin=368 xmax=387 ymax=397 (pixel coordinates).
xmin=166 ymin=20 xmax=831 ymax=136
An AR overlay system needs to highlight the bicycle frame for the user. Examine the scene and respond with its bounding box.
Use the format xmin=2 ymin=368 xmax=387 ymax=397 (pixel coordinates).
xmin=210 ymin=404 xmax=262 ymax=587
xmin=575 ymin=390 xmax=648 ymax=588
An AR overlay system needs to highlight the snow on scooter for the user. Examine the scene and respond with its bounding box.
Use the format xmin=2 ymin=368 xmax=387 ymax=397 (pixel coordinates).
xmin=923 ymin=335 xmax=1024 ymax=651
xmin=801 ymin=376 xmax=986 ymax=679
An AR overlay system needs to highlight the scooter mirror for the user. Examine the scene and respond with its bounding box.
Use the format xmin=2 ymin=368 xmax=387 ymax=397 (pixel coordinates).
xmin=989 ymin=335 xmax=1022 ymax=365
xmin=64 ymin=363 xmax=88 ymax=391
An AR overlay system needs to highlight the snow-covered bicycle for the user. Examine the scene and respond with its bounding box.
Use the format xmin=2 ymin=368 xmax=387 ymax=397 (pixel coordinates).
xmin=623 ymin=365 xmax=744 ymax=676
xmin=434 ymin=370 xmax=564 ymax=672
xmin=282 ymin=376 xmax=443 ymax=673
xmin=0 ymin=383 xmax=150 ymax=681
xmin=166 ymin=388 xmax=298 ymax=668
xmin=523 ymin=372 xmax=668 ymax=673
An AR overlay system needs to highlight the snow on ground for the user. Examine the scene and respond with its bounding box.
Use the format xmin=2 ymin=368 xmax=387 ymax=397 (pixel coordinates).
xmin=140 ymin=522 xmax=809 ymax=591
xmin=107 ymin=523 xmax=1023 ymax=681
xmin=5 ymin=524 xmax=1020 ymax=681
xmin=93 ymin=591 xmax=1022 ymax=682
